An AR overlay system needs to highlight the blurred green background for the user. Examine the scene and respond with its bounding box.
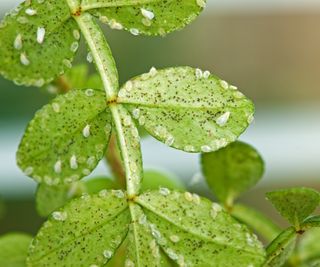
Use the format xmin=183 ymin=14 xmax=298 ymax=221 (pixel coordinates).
xmin=1 ymin=0 xmax=320 ymax=235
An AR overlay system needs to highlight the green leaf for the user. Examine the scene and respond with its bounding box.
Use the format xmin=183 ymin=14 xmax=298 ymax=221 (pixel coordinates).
xmin=0 ymin=0 xmax=79 ymax=87
xmin=118 ymin=67 xmax=254 ymax=153
xmin=126 ymin=204 xmax=171 ymax=266
xmin=0 ymin=232 xmax=32 ymax=267
xmin=17 ymin=88 xmax=112 ymax=185
xmin=266 ymin=187 xmax=320 ymax=227
xmin=231 ymin=204 xmax=281 ymax=242
xmin=202 ymin=141 xmax=264 ymax=206
xmin=36 ymin=177 xmax=120 ymax=217
xmin=88 ymin=0 xmax=205 ymax=36
xmin=136 ymin=190 xmax=266 ymax=266
xmin=27 ymin=190 xmax=130 ymax=266
xmin=264 ymin=227 xmax=297 ymax=267
xmin=297 ymin=228 xmax=320 ymax=265
xmin=141 ymin=169 xmax=185 ymax=191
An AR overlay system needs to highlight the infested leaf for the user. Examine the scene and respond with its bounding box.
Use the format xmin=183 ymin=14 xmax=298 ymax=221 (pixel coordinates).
xmin=35 ymin=177 xmax=118 ymax=217
xmin=266 ymin=187 xmax=320 ymax=227
xmin=136 ymin=190 xmax=266 ymax=266
xmin=118 ymin=67 xmax=254 ymax=153
xmin=17 ymin=88 xmax=112 ymax=185
xmin=88 ymin=0 xmax=205 ymax=36
xmin=264 ymin=227 xmax=297 ymax=267
xmin=126 ymin=204 xmax=171 ymax=266
xmin=0 ymin=0 xmax=79 ymax=87
xmin=0 ymin=232 xmax=32 ymax=267
xmin=27 ymin=191 xmax=130 ymax=266
xmin=201 ymin=141 xmax=264 ymax=206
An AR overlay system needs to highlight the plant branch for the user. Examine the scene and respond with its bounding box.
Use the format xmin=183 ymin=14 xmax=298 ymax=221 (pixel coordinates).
xmin=72 ymin=10 xmax=143 ymax=196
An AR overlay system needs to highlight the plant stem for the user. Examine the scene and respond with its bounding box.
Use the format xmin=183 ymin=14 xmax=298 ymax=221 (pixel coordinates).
xmin=72 ymin=10 xmax=143 ymax=196
xmin=231 ymin=203 xmax=282 ymax=243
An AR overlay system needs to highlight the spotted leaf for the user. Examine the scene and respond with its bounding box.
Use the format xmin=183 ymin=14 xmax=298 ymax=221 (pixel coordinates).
xmin=0 ymin=0 xmax=79 ymax=87
xmin=125 ymin=204 xmax=172 ymax=266
xmin=266 ymin=187 xmax=320 ymax=226
xmin=264 ymin=227 xmax=297 ymax=267
xmin=201 ymin=141 xmax=264 ymax=206
xmin=27 ymin=191 xmax=130 ymax=266
xmin=88 ymin=0 xmax=205 ymax=36
xmin=118 ymin=67 xmax=254 ymax=153
xmin=136 ymin=190 xmax=266 ymax=266
xmin=17 ymin=88 xmax=112 ymax=185
xmin=0 ymin=233 xmax=32 ymax=267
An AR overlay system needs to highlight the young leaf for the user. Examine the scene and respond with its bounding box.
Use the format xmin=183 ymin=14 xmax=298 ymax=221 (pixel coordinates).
xmin=136 ymin=190 xmax=266 ymax=266
xmin=264 ymin=227 xmax=297 ymax=267
xmin=266 ymin=187 xmax=320 ymax=227
xmin=27 ymin=191 xmax=130 ymax=266
xmin=0 ymin=232 xmax=32 ymax=267
xmin=88 ymin=0 xmax=205 ymax=36
xmin=0 ymin=0 xmax=79 ymax=87
xmin=118 ymin=67 xmax=254 ymax=153
xmin=301 ymin=215 xmax=320 ymax=229
xmin=17 ymin=89 xmax=112 ymax=185
xmin=201 ymin=141 xmax=264 ymax=206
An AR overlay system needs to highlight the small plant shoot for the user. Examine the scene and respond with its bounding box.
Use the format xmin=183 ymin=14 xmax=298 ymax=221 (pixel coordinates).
xmin=0 ymin=0 xmax=319 ymax=266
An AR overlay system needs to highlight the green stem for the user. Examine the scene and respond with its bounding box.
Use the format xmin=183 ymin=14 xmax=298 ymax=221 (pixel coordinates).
xmin=70 ymin=8 xmax=143 ymax=196
xmin=231 ymin=203 xmax=282 ymax=243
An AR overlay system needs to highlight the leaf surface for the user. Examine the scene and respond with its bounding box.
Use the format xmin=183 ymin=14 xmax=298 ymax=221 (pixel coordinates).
xmin=126 ymin=204 xmax=170 ymax=266
xmin=88 ymin=0 xmax=204 ymax=36
xmin=0 ymin=0 xmax=78 ymax=87
xmin=264 ymin=227 xmax=297 ymax=267
xmin=17 ymin=89 xmax=112 ymax=185
xmin=118 ymin=67 xmax=254 ymax=153
xmin=27 ymin=191 xmax=130 ymax=266
xmin=201 ymin=141 xmax=264 ymax=205
xmin=136 ymin=190 xmax=266 ymax=266
xmin=0 ymin=233 xmax=32 ymax=267
xmin=266 ymin=187 xmax=320 ymax=226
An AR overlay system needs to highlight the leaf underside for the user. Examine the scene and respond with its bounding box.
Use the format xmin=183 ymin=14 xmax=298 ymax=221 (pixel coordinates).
xmin=0 ymin=0 xmax=78 ymax=87
xmin=201 ymin=141 xmax=264 ymax=204
xmin=27 ymin=192 xmax=130 ymax=266
xmin=0 ymin=233 xmax=32 ymax=267
xmin=28 ymin=190 xmax=266 ymax=266
xmin=90 ymin=0 xmax=205 ymax=36
xmin=137 ymin=190 xmax=266 ymax=266
xmin=17 ymin=89 xmax=112 ymax=185
xmin=266 ymin=187 xmax=320 ymax=226
xmin=118 ymin=67 xmax=254 ymax=153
